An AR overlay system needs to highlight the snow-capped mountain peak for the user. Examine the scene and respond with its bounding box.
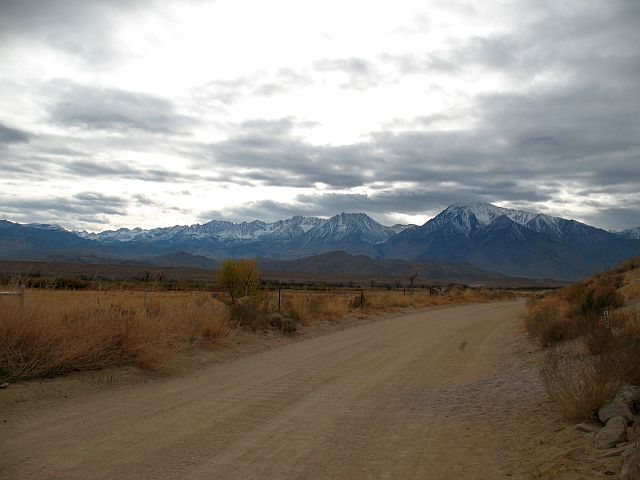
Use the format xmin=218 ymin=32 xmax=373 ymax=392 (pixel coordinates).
xmin=301 ymin=212 xmax=395 ymax=245
xmin=26 ymin=223 xmax=66 ymax=232
xmin=617 ymin=226 xmax=640 ymax=240
xmin=434 ymin=202 xmax=559 ymax=236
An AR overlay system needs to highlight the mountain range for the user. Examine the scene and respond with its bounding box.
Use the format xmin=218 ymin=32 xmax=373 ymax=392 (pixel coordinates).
xmin=2 ymin=202 xmax=639 ymax=281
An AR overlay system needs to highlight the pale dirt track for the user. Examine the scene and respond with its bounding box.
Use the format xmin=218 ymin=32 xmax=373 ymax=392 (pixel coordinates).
xmin=1 ymin=300 xmax=590 ymax=479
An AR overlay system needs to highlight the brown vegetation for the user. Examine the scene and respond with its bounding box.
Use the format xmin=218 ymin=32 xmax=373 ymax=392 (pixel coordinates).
xmin=540 ymin=346 xmax=620 ymax=420
xmin=524 ymin=255 xmax=640 ymax=419
xmin=0 ymin=290 xmax=229 ymax=382
xmin=0 ymin=272 xmax=519 ymax=382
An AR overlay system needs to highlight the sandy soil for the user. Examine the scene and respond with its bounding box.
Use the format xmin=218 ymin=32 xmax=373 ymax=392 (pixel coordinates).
xmin=0 ymin=301 xmax=623 ymax=479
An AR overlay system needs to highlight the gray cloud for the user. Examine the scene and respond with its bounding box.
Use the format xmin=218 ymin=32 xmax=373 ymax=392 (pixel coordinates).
xmin=196 ymin=95 xmax=639 ymax=228
xmin=0 ymin=0 xmax=153 ymax=63
xmin=0 ymin=190 xmax=129 ymax=227
xmin=201 ymin=199 xmax=318 ymax=223
xmin=0 ymin=122 xmax=30 ymax=144
xmin=252 ymin=68 xmax=314 ymax=97
xmin=199 ymin=117 xmax=374 ymax=188
xmin=61 ymin=159 xmax=215 ymax=183
xmin=193 ymin=68 xmax=313 ymax=108
xmin=203 ymin=181 xmax=552 ymax=225
xmin=47 ymin=81 xmax=194 ymax=134
xmin=1 ymin=0 xmax=639 ymax=231
xmin=584 ymin=207 xmax=640 ymax=232
xmin=313 ymin=57 xmax=385 ymax=90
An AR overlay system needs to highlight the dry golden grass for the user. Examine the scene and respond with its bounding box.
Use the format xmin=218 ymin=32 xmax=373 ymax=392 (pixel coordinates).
xmin=0 ymin=285 xmax=516 ymax=381
xmin=540 ymin=346 xmax=619 ymax=420
xmin=358 ymin=288 xmax=515 ymax=312
xmin=523 ymin=297 xmax=577 ymax=347
xmin=620 ymin=270 xmax=640 ymax=301
xmin=0 ymin=289 xmax=229 ymax=381
xmin=280 ymin=292 xmax=350 ymax=325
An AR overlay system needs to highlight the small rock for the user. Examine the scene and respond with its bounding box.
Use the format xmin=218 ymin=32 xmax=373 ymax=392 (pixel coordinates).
xmin=615 ymin=385 xmax=640 ymax=411
xmin=600 ymin=449 xmax=623 ymax=458
xmin=0 ymin=382 xmax=8 ymax=389
xmin=621 ymin=451 xmax=640 ymax=479
xmin=623 ymin=445 xmax=640 ymax=459
xmin=593 ymin=416 xmax=628 ymax=449
xmin=576 ymin=423 xmax=601 ymax=434
xmin=599 ymin=402 xmax=635 ymax=424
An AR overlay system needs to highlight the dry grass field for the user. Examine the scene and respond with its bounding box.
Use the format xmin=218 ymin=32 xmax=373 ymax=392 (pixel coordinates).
xmin=0 ymin=289 xmax=230 ymax=382
xmin=0 ymin=284 xmax=517 ymax=383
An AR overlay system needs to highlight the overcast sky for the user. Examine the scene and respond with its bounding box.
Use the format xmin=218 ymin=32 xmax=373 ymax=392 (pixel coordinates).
xmin=1 ymin=0 xmax=639 ymax=231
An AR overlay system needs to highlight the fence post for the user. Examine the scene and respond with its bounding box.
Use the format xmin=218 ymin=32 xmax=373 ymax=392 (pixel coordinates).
xmin=19 ymin=285 xmax=25 ymax=307
xmin=603 ymin=309 xmax=611 ymax=331
xmin=278 ymin=286 xmax=281 ymax=313
xmin=360 ymin=289 xmax=364 ymax=309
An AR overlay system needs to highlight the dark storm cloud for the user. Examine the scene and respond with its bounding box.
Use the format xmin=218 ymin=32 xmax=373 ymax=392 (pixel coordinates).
xmin=47 ymin=82 xmax=194 ymax=134
xmin=0 ymin=122 xmax=30 ymax=144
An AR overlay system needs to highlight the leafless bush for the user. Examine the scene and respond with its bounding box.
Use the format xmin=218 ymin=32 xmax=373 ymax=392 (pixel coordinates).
xmin=523 ymin=297 xmax=575 ymax=346
xmin=540 ymin=346 xmax=619 ymax=420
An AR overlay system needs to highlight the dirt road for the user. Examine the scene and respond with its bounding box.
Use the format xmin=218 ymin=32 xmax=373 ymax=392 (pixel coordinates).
xmin=1 ymin=301 xmax=553 ymax=479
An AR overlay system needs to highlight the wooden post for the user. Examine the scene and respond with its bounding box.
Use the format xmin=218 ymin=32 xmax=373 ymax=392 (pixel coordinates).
xmin=360 ymin=289 xmax=364 ymax=309
xmin=278 ymin=286 xmax=281 ymax=313
xmin=19 ymin=285 xmax=25 ymax=307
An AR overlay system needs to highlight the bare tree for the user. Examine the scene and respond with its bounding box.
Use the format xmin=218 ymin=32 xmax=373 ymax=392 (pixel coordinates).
xmin=407 ymin=266 xmax=420 ymax=294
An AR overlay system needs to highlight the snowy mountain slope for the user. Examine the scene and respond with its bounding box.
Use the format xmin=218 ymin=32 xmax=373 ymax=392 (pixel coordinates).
xmin=618 ymin=227 xmax=640 ymax=240
xmin=298 ymin=213 xmax=395 ymax=245
xmin=78 ymin=214 xmax=398 ymax=248
xmin=26 ymin=223 xmax=67 ymax=232
xmin=260 ymin=216 xmax=325 ymax=241
xmin=423 ymin=202 xmax=559 ymax=236
xmin=382 ymin=202 xmax=640 ymax=280
xmin=80 ymin=217 xmax=326 ymax=244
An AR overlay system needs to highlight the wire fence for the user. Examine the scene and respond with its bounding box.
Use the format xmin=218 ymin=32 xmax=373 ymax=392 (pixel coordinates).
xmin=0 ymin=285 xmax=25 ymax=306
